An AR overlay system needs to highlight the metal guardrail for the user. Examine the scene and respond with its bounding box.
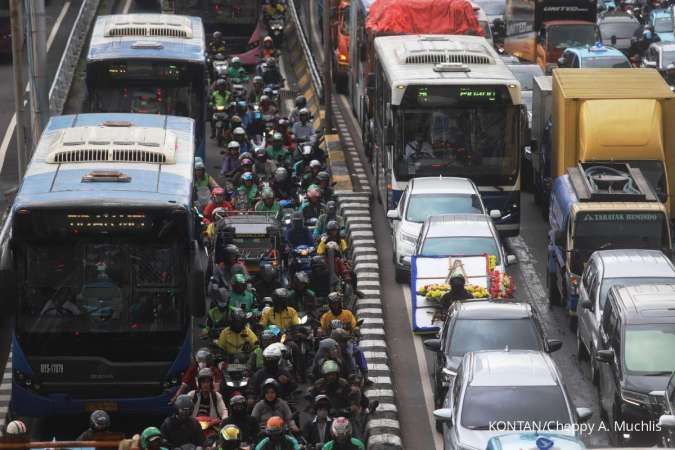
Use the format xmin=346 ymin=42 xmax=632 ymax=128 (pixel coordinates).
xmin=48 ymin=0 xmax=101 ymax=115
xmin=287 ymin=0 xmax=323 ymax=97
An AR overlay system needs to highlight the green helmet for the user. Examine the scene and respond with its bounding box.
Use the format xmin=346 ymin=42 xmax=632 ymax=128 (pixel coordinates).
xmin=321 ymin=359 xmax=339 ymax=375
xmin=140 ymin=427 xmax=163 ymax=449
xmin=232 ymin=273 xmax=247 ymax=285
xmin=262 ymin=188 xmax=274 ymax=200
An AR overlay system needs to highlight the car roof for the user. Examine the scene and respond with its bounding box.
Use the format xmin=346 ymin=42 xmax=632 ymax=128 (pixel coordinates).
xmin=409 ymin=177 xmax=479 ymax=195
xmin=455 ymin=300 xmax=532 ymax=319
xmin=594 ymin=250 xmax=675 ymax=278
xmin=651 ymin=8 xmax=671 ymax=18
xmin=613 ymin=284 xmax=675 ymax=323
xmin=598 ymin=13 xmax=639 ymax=23
xmin=567 ymin=45 xmax=626 ymax=58
xmin=468 ymin=350 xmax=559 ymax=387
xmin=424 ymin=214 xmax=494 ymax=238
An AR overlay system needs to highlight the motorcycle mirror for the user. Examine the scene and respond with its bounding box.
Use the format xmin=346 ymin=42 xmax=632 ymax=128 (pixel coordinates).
xmin=357 ymin=318 xmax=365 ymax=327
xmin=299 ymin=315 xmax=309 ymax=325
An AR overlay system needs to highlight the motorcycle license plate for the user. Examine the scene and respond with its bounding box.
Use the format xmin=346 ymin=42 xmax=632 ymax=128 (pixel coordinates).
xmin=85 ymin=401 xmax=118 ymax=412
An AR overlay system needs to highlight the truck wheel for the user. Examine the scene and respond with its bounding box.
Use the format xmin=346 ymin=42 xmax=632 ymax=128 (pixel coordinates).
xmin=548 ymin=273 xmax=561 ymax=306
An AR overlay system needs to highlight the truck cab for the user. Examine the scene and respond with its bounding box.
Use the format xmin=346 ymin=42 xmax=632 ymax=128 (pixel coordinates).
xmin=547 ymin=163 xmax=673 ymax=330
xmin=536 ymin=21 xmax=600 ymax=72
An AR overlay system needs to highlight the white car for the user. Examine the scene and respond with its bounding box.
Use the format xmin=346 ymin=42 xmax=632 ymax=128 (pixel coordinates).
xmin=387 ymin=177 xmax=500 ymax=283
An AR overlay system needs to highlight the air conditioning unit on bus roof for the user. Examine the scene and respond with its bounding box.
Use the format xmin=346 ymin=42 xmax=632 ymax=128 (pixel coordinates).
xmin=105 ymin=15 xmax=193 ymax=39
xmin=47 ymin=125 xmax=178 ymax=165
xmin=397 ymin=40 xmax=494 ymax=65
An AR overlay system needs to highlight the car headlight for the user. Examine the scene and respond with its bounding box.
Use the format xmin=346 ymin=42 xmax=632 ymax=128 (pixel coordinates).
xmin=621 ymin=389 xmax=651 ymax=407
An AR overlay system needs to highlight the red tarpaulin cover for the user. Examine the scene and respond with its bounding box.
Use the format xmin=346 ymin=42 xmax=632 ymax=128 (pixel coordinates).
xmin=365 ymin=0 xmax=483 ymax=36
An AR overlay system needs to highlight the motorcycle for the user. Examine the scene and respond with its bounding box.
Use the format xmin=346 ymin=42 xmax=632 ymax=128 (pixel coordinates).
xmin=268 ymin=14 xmax=285 ymax=48
xmin=195 ymin=415 xmax=221 ymax=445
xmin=212 ymin=105 xmax=229 ymax=146
xmin=212 ymin=59 xmax=229 ymax=80
xmin=221 ymin=354 xmax=250 ymax=400
xmin=231 ymin=83 xmax=247 ymax=101
xmin=290 ymin=245 xmax=315 ymax=277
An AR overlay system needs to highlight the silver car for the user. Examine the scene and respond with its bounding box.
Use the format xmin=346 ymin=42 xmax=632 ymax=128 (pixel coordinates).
xmin=434 ymin=350 xmax=592 ymax=449
xmin=576 ymin=249 xmax=675 ymax=384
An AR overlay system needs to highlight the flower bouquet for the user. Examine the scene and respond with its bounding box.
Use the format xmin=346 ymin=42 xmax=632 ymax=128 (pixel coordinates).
xmin=489 ymin=270 xmax=515 ymax=299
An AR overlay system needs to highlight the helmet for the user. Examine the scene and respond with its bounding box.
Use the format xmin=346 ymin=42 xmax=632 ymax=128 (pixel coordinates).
xmin=255 ymin=146 xmax=267 ymax=157
xmin=272 ymin=132 xmax=283 ymax=142
xmin=307 ymin=188 xmax=321 ymax=200
xmin=274 ymin=167 xmax=288 ymax=182
xmin=241 ymin=171 xmax=253 ymax=182
xmin=317 ymin=171 xmax=330 ymax=181
xmin=233 ymin=127 xmax=246 ymax=137
xmin=232 ymin=272 xmax=247 ymax=285
xmin=295 ymin=96 xmax=307 ymax=108
xmin=239 ymin=151 xmax=253 ymax=161
xmin=263 ymin=344 xmax=282 ymax=360
xmin=326 ymin=220 xmax=339 ymax=232
xmin=264 ymin=35 xmax=273 ymax=43
xmin=197 ymin=367 xmax=214 ymax=383
xmin=241 ymin=158 xmax=253 ymax=166
xmin=212 ymin=187 xmax=225 ymax=196
xmin=278 ymin=118 xmax=289 ymax=127
xmin=174 ymin=394 xmax=193 ymax=413
xmin=220 ymin=424 xmax=241 ymax=442
xmin=326 ymin=200 xmax=337 ymax=215
xmin=253 ymin=75 xmax=264 ymax=84
xmin=328 ymin=291 xmax=342 ymax=305
xmin=140 ymin=427 xmax=163 ymax=449
xmin=230 ymin=307 xmax=246 ymax=323
xmin=294 ymin=271 xmax=309 ymax=284
xmin=5 ymin=420 xmax=27 ymax=435
xmin=227 ymin=140 xmax=240 ymax=150
xmin=225 ymin=244 xmax=240 ymax=260
xmin=231 ymin=115 xmax=242 ymax=125
xmin=299 ymin=107 xmax=310 ymax=118
xmin=265 ymin=416 xmax=284 ymax=437
xmin=331 ymin=417 xmax=352 ymax=440
xmin=231 ymin=56 xmax=241 ymax=65
xmin=261 ymin=377 xmax=281 ymax=397
xmin=266 ymin=324 xmax=282 ymax=337
xmin=261 ymin=328 xmax=277 ymax=344
xmin=230 ymin=394 xmax=247 ymax=408
xmin=263 ymin=87 xmax=273 ymax=96
xmin=194 ymin=161 xmax=205 ymax=170
xmin=195 ymin=347 xmax=213 ymax=367
xmin=314 ymin=394 xmax=331 ymax=408
xmin=321 ymin=359 xmax=339 ymax=375
xmin=261 ymin=188 xmax=274 ymax=200
xmin=212 ymin=31 xmax=223 ymax=40
xmin=215 ymin=78 xmax=227 ymax=89
xmin=260 ymin=95 xmax=271 ymax=104
xmin=214 ymin=53 xmax=225 ymax=61
xmin=272 ymin=287 xmax=289 ymax=304
xmin=331 ymin=327 xmax=350 ymax=342
xmin=309 ymin=159 xmax=322 ymax=169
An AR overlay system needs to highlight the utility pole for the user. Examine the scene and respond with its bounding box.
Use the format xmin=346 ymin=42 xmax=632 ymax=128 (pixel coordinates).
xmin=9 ymin=0 xmax=29 ymax=180
xmin=322 ymin=0 xmax=333 ymax=131
xmin=27 ymin=0 xmax=49 ymax=145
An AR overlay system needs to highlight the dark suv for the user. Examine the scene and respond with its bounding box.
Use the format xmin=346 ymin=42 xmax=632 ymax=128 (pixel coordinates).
xmin=423 ymin=300 xmax=562 ymax=410
xmin=596 ymin=284 xmax=675 ymax=445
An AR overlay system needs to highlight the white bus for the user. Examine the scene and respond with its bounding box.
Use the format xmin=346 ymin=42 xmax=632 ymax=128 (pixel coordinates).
xmin=371 ymin=34 xmax=528 ymax=235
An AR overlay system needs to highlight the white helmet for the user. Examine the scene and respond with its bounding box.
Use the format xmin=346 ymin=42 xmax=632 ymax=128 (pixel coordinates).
xmin=5 ymin=420 xmax=27 ymax=435
xmin=262 ymin=343 xmax=283 ymax=359
xmin=231 ymin=56 xmax=241 ymax=64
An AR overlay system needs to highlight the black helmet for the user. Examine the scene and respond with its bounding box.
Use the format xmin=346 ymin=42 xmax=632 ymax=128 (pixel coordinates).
xmin=197 ymin=367 xmax=214 ymax=383
xmin=274 ymin=167 xmax=288 ymax=182
xmin=230 ymin=394 xmax=247 ymax=408
xmin=326 ymin=220 xmax=339 ymax=232
xmin=215 ymin=79 xmax=227 ymax=89
xmin=295 ymin=95 xmax=307 ymax=108
xmin=89 ymin=410 xmax=111 ymax=431
xmin=294 ymin=271 xmax=309 ymax=285
xmin=272 ymin=287 xmax=289 ymax=306
xmin=263 ymin=87 xmax=273 ymax=96
xmin=213 ymin=31 xmax=223 ymax=40
xmin=260 ymin=264 xmax=277 ymax=283
xmin=261 ymin=377 xmax=281 ymax=397
xmin=225 ymin=244 xmax=240 ymax=260
xmin=326 ymin=200 xmax=337 ymax=216
xmin=174 ymin=394 xmax=193 ymax=414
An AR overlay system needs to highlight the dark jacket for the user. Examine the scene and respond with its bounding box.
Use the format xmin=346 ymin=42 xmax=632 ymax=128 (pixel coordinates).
xmin=222 ymin=412 xmax=260 ymax=444
xmin=160 ymin=415 xmax=206 ymax=448
xmin=302 ymin=417 xmax=333 ymax=447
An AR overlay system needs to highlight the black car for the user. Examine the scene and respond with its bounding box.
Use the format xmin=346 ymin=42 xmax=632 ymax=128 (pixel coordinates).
xmin=596 ymin=284 xmax=675 ymax=446
xmin=423 ymin=300 xmax=562 ymax=411
xmin=657 ymin=372 xmax=675 ymax=447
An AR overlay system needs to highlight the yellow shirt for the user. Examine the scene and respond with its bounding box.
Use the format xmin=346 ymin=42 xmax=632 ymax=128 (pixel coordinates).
xmin=259 ymin=306 xmax=300 ymax=330
xmin=217 ymin=326 xmax=258 ymax=354
xmin=320 ymin=309 xmax=357 ymax=332
xmin=316 ymin=239 xmax=348 ymax=255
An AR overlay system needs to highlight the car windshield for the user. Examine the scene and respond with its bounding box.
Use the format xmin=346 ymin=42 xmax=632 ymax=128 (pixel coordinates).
xmin=508 ymin=65 xmax=544 ymax=90
xmin=420 ymin=236 xmax=501 ymax=263
xmin=448 ymin=319 xmax=540 ymax=356
xmin=663 ymin=50 xmax=675 ymax=67
xmin=581 ymin=55 xmax=631 ymax=68
xmin=405 ymin=194 xmax=484 ymax=223
xmin=479 ymin=1 xmax=505 ymax=16
xmin=599 ymin=277 xmax=675 ymax=309
xmin=625 ymin=324 xmax=675 ymax=375
xmin=461 ymin=386 xmax=571 ymax=429
xmin=600 ymin=22 xmax=639 ymax=39
xmin=655 ymin=16 xmax=673 ymax=33
xmin=548 ymin=24 xmax=598 ymax=49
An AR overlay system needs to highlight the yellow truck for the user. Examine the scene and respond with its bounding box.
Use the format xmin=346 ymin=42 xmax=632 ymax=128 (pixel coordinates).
xmin=531 ymin=68 xmax=675 ymax=220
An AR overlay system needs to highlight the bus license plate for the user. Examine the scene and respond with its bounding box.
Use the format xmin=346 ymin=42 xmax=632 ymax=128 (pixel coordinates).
xmin=85 ymin=401 xmax=118 ymax=412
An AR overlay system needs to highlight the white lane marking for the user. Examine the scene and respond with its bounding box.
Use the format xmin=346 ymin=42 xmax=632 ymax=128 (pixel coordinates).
xmin=0 ymin=0 xmax=71 ymax=182
xmin=364 ymin=351 xmax=388 ymax=359
xmin=367 ymin=419 xmax=400 ymax=430
xmin=123 ymin=0 xmax=133 ymax=13
xmin=376 ymin=403 xmax=398 ymax=412
xmin=360 ymin=339 xmax=388 ymax=348
xmin=359 ymin=308 xmax=383 ymax=314
xmin=402 ymin=286 xmax=444 ymax=450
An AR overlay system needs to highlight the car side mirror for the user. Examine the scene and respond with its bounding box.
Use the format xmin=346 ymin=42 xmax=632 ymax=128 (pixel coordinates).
xmin=423 ymin=338 xmax=442 ymax=352
xmin=580 ymin=298 xmax=593 ymax=310
xmin=576 ymin=407 xmax=593 ymax=423
xmin=506 ymin=254 xmax=517 ymax=265
xmin=433 ymin=408 xmax=454 ymax=426
xmin=387 ymin=209 xmax=400 ymax=220
xmin=596 ymin=349 xmax=615 ymax=363
xmin=554 ymin=230 xmax=565 ymax=246
xmin=557 ymin=57 xmax=566 ymax=67
xmin=546 ymin=339 xmax=563 ymax=353
xmin=611 ymin=35 xmax=617 ymax=45
xmin=489 ymin=209 xmax=502 ymax=219
xmin=645 ymin=60 xmax=657 ymax=68
xmin=659 ymin=415 xmax=675 ymax=428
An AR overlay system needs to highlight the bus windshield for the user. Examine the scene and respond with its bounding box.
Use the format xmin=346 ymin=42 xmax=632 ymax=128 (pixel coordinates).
xmin=87 ymin=60 xmax=203 ymax=118
xmin=18 ymin=243 xmax=184 ymax=335
xmin=395 ymin=106 xmax=518 ymax=185
xmin=548 ymin=24 xmax=598 ymax=49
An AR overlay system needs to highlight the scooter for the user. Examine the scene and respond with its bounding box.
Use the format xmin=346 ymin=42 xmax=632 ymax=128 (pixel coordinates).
xmin=268 ymin=14 xmax=285 ymax=47
xmin=212 ymin=105 xmax=229 ymax=146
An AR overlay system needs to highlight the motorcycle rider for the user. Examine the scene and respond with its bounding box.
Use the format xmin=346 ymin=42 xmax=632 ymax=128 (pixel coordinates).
xmin=236 ymin=172 xmax=259 ymax=209
xmin=252 ymin=382 xmax=300 ymax=434
xmin=289 ymin=96 xmax=306 ymax=124
xmin=249 ymin=76 xmax=265 ymax=104
xmin=276 ymin=117 xmax=295 ymax=150
xmin=285 ymin=211 xmax=314 ymax=248
xmin=323 ymin=418 xmax=365 ymax=450
xmin=194 ymin=160 xmax=220 ymax=191
xmin=227 ymin=56 xmax=249 ymax=83
xmin=213 ymin=244 xmax=249 ymax=288
xmin=186 ymin=368 xmax=228 ymax=420
xmin=255 ymin=188 xmax=282 ymax=219
xmin=254 ymin=147 xmax=278 ymax=181
xmin=292 ymin=144 xmax=314 ymax=179
xmin=249 ymin=340 xmax=297 ymax=401
xmin=233 ymin=127 xmax=252 ymax=155
xmin=302 ymin=395 xmax=334 ymax=449
xmin=271 ymin=167 xmax=296 ymax=200
xmin=262 ymin=57 xmax=283 ymax=86
xmin=216 ymin=424 xmax=246 ymax=450
xmin=260 ymin=288 xmax=300 ymax=330
xmin=173 ymin=348 xmax=224 ymax=401
xmin=221 ymin=396 xmax=259 ymax=445
xmin=287 ymin=271 xmax=319 ymax=316
xmin=77 ymin=410 xmax=114 ymax=441
xmin=233 ymin=158 xmax=257 ymax=187
xmin=160 ymin=395 xmax=206 ymax=447
xmin=140 ymin=427 xmax=167 ymax=450
xmin=204 ymin=187 xmax=234 ymax=221
xmin=310 ymin=360 xmax=351 ymax=413
xmin=217 ymin=308 xmax=258 ymax=355
xmin=210 ymin=79 xmax=232 ymax=139
xmin=261 ymin=36 xmax=277 ymax=59
xmin=316 ymin=172 xmax=335 ymax=202
xmin=317 ymin=221 xmax=348 ymax=255
xmin=260 ymin=95 xmax=279 ymax=117
xmin=311 ymin=337 xmax=342 ymax=381
xmin=314 ymin=201 xmax=344 ymax=239
xmin=254 ymin=416 xmax=300 ymax=450
xmin=247 ymin=327 xmax=280 ymax=372
xmin=221 ymin=141 xmax=242 ymax=178
xmin=291 ymin=108 xmax=315 ymax=145
xmin=300 ymin=160 xmax=323 ymax=190
xmin=266 ymin=132 xmax=291 ymax=166
xmin=254 ymin=264 xmax=281 ymax=299
xmin=320 ymin=292 xmax=357 ymax=335
xmin=208 ymin=31 xmax=226 ymax=56
xmin=228 ymin=273 xmax=257 ymax=313
xmin=299 ymin=188 xmax=325 ymax=221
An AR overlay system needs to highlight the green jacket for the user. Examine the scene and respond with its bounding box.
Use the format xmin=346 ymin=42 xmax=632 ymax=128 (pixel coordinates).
xmin=255 ymin=435 xmax=301 ymax=450
xmin=237 ymin=184 xmax=259 ymax=203
xmin=322 ymin=438 xmax=365 ymax=450
xmin=211 ymin=90 xmax=231 ymax=108
xmin=204 ymin=306 xmax=228 ymax=333
xmin=227 ymin=65 xmax=248 ymax=81
xmin=229 ymin=289 xmax=256 ymax=312
xmin=266 ymin=146 xmax=290 ymax=164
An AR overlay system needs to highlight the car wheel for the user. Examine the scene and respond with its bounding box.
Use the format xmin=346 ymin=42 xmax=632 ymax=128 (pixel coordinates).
xmin=548 ymin=272 xmax=561 ymax=306
xmin=576 ymin=328 xmax=588 ymax=361
xmin=608 ymin=399 xmax=625 ymax=446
